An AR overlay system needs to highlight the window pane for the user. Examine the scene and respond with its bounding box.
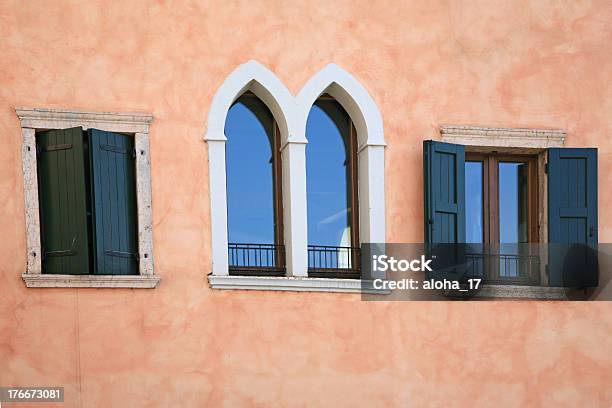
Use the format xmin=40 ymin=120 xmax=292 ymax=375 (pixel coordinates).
xmin=499 ymin=162 xmax=529 ymax=277
xmin=225 ymin=95 xmax=276 ymax=244
xmin=499 ymin=162 xmax=529 ymax=244
xmin=465 ymin=161 xmax=483 ymax=244
xmin=306 ymin=99 xmax=351 ymax=247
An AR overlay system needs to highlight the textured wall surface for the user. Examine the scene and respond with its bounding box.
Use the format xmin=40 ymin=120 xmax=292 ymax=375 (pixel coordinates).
xmin=1 ymin=0 xmax=611 ymax=406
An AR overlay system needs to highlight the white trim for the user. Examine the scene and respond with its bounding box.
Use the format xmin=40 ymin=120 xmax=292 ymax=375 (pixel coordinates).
xmin=204 ymin=60 xmax=303 ymax=277
xmin=440 ymin=125 xmax=566 ymax=149
xmin=208 ymin=275 xmax=388 ymax=294
xmin=280 ymin=141 xmax=308 ymax=277
xmin=297 ymin=64 xmax=387 ymax=244
xmin=16 ymin=108 xmax=158 ymax=288
xmin=207 ymin=139 xmax=229 ymax=276
xmin=205 ymin=61 xmax=387 ymax=282
xmin=204 ymin=60 xmax=297 ymax=144
xmin=296 ymin=64 xmax=386 ymax=148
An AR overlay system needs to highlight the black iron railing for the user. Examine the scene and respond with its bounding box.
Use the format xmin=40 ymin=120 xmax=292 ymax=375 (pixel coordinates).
xmin=308 ymin=245 xmax=360 ymax=279
xmin=465 ymin=252 xmax=540 ymax=285
xmin=228 ymin=243 xmax=285 ymax=276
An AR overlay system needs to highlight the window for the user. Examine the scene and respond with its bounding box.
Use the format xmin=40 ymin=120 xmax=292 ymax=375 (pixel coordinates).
xmin=425 ymin=128 xmax=598 ymax=293
xmin=225 ymin=93 xmax=285 ymax=276
xmin=206 ymin=61 xmax=386 ymax=293
xmin=306 ymin=96 xmax=359 ymax=278
xmin=464 ymin=153 xmax=539 ymax=284
xmin=18 ymin=108 xmax=158 ymax=288
xmin=37 ymin=127 xmax=139 ymax=275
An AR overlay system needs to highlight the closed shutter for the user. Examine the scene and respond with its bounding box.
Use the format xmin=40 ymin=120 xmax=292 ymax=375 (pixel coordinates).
xmin=88 ymin=129 xmax=139 ymax=275
xmin=548 ymin=148 xmax=598 ymax=287
xmin=423 ymin=140 xmax=466 ymax=244
xmin=37 ymin=127 xmax=90 ymax=274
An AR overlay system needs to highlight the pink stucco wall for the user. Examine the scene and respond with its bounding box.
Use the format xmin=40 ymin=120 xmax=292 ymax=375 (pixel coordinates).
xmin=1 ymin=1 xmax=611 ymax=406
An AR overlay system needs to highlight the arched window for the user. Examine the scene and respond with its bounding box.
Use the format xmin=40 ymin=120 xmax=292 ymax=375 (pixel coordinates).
xmin=306 ymin=95 xmax=359 ymax=278
xmin=224 ymin=92 xmax=284 ymax=276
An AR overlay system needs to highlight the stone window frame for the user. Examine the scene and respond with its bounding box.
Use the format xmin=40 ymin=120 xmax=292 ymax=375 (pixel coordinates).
xmin=17 ymin=108 xmax=159 ymax=288
xmin=205 ymin=60 xmax=386 ymax=293
xmin=441 ymin=124 xmax=569 ymax=299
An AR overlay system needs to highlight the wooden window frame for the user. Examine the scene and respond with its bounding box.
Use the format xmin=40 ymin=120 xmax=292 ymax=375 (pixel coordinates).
xmin=227 ymin=92 xmax=286 ymax=277
xmin=465 ymin=152 xmax=539 ymax=244
xmin=466 ymin=152 xmax=539 ymax=284
xmin=307 ymin=95 xmax=360 ymax=279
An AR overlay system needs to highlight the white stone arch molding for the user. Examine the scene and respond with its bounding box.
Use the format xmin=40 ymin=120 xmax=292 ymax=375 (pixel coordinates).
xmin=296 ymin=64 xmax=387 ymax=246
xmin=205 ymin=60 xmax=386 ymax=291
xmin=204 ymin=60 xmax=308 ymax=277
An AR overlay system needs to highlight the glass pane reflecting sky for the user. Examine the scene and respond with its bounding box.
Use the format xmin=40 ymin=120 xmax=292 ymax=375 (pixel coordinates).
xmin=465 ymin=161 xmax=483 ymax=243
xmin=225 ymin=95 xmax=275 ymax=244
xmin=306 ymin=99 xmax=351 ymax=247
xmin=499 ymin=162 xmax=528 ymax=244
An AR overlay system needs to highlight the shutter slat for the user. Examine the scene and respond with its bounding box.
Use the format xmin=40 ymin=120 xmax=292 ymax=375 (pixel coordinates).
xmin=89 ymin=129 xmax=139 ymax=275
xmin=37 ymin=127 xmax=90 ymax=274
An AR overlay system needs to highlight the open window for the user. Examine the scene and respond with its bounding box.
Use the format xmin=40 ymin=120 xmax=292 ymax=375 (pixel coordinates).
xmin=225 ymin=92 xmax=285 ymax=276
xmin=424 ymin=139 xmax=598 ymax=289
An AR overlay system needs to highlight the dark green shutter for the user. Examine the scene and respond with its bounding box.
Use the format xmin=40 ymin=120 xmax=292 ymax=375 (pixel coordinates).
xmin=37 ymin=127 xmax=90 ymax=274
xmin=88 ymin=129 xmax=139 ymax=275
xmin=548 ymin=148 xmax=598 ymax=287
xmin=423 ymin=140 xmax=466 ymax=244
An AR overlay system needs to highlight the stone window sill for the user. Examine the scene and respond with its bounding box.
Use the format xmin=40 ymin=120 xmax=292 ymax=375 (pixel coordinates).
xmin=208 ymin=274 xmax=389 ymax=294
xmin=22 ymin=274 xmax=160 ymax=288
xmin=472 ymin=284 xmax=567 ymax=300
xmin=209 ymin=275 xmax=567 ymax=299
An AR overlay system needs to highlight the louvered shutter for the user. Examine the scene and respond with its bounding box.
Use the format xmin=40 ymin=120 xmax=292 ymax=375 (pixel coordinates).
xmin=37 ymin=127 xmax=90 ymax=274
xmin=423 ymin=140 xmax=466 ymax=244
xmin=548 ymin=148 xmax=598 ymax=287
xmin=88 ymin=129 xmax=139 ymax=275
xmin=423 ymin=140 xmax=467 ymax=281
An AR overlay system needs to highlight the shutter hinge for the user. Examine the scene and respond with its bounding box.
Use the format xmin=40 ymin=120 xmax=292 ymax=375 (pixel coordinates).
xmin=544 ymin=163 xmax=548 ymax=174
xmin=132 ymin=147 xmax=137 ymax=158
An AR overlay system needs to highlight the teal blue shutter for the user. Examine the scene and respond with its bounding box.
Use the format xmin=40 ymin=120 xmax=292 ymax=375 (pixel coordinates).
xmin=37 ymin=127 xmax=91 ymax=274
xmin=423 ymin=141 xmax=467 ymax=282
xmin=88 ymin=129 xmax=139 ymax=275
xmin=423 ymin=140 xmax=466 ymax=244
xmin=548 ymin=148 xmax=598 ymax=287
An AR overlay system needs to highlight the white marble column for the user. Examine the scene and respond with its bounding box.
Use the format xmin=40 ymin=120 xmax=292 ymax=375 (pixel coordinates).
xmin=281 ymin=140 xmax=308 ymax=277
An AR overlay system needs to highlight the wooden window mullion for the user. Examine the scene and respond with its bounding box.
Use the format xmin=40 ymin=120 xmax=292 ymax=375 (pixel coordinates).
xmin=273 ymin=123 xmax=285 ymax=269
xmin=349 ymin=122 xmax=360 ymax=269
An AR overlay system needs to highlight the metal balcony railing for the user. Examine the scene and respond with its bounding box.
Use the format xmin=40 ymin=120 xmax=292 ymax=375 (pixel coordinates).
xmin=465 ymin=252 xmax=541 ymax=285
xmin=228 ymin=243 xmax=285 ymax=276
xmin=307 ymin=245 xmax=361 ymax=279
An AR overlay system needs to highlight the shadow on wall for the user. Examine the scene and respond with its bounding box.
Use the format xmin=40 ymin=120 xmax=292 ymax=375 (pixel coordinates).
xmin=567 ymin=245 xmax=612 ymax=300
